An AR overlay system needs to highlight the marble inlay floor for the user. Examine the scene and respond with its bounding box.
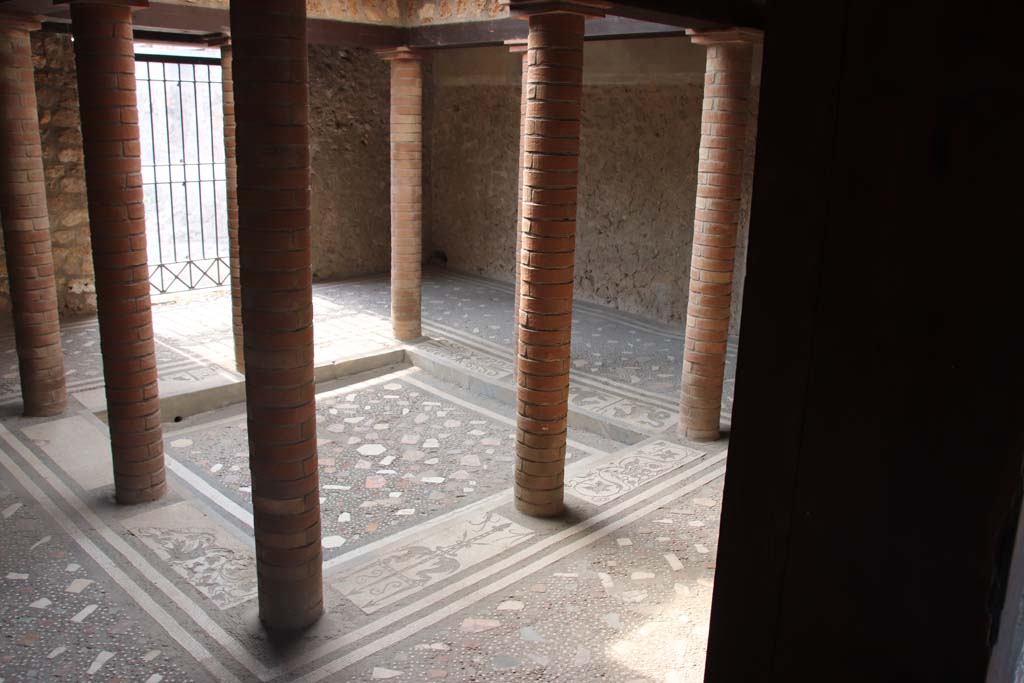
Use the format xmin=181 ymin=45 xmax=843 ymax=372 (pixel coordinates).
xmin=0 ymin=268 xmax=737 ymax=422
xmin=0 ymin=268 xmax=736 ymax=682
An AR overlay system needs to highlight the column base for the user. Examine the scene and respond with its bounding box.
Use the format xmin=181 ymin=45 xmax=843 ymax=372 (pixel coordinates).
xmin=259 ymin=602 xmax=324 ymax=632
xmin=681 ymin=424 xmax=722 ymax=442
xmin=114 ymin=480 xmax=167 ymax=505
xmin=393 ymin=322 xmax=422 ymax=342
xmin=514 ymin=495 xmax=565 ymax=519
xmin=22 ymin=398 xmax=68 ymax=419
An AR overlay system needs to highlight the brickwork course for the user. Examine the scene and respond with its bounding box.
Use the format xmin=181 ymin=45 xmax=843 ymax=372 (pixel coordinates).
xmin=381 ymin=47 xmax=423 ymax=341
xmin=680 ymin=31 xmax=756 ymax=441
xmin=514 ymin=12 xmax=586 ymax=518
xmin=0 ymin=17 xmax=68 ymax=417
xmin=69 ymin=0 xmax=165 ymax=503
xmin=220 ymin=44 xmax=245 ymax=374
xmin=509 ymin=40 xmax=527 ymax=388
xmin=230 ymin=0 xmax=324 ymax=630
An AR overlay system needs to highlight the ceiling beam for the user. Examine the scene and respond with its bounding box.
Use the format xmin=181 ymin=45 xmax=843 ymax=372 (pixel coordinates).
xmin=407 ymin=14 xmax=685 ymax=49
xmin=4 ymin=0 xmax=755 ymax=48
xmin=602 ymin=0 xmax=764 ymax=30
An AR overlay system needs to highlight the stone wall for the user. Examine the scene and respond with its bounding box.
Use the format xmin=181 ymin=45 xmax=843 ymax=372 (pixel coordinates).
xmin=0 ymin=38 xmax=394 ymax=320
xmin=308 ymin=45 xmax=392 ymax=280
xmin=429 ymin=37 xmax=761 ymax=329
xmin=0 ymin=33 xmax=95 ymax=317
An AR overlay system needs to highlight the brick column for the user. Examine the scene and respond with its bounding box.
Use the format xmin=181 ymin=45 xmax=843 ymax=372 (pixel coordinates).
xmin=679 ymin=29 xmax=758 ymax=441
xmin=379 ymin=48 xmax=422 ymax=341
xmin=507 ymin=39 xmax=527 ymax=385
xmin=219 ymin=43 xmax=244 ymax=373
xmin=514 ymin=11 xmax=587 ymax=518
xmin=68 ymin=0 xmax=165 ymax=503
xmin=230 ymin=0 xmax=322 ymax=630
xmin=0 ymin=15 xmax=67 ymax=417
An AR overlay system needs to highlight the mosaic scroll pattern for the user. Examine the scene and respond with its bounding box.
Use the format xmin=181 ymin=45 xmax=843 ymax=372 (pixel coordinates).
xmin=566 ymin=440 xmax=704 ymax=506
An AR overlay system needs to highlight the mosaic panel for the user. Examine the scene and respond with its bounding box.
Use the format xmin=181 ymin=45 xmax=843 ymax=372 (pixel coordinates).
xmin=334 ymin=511 xmax=532 ymax=614
xmin=123 ymin=502 xmax=256 ymax=611
xmin=566 ymin=440 xmax=704 ymax=507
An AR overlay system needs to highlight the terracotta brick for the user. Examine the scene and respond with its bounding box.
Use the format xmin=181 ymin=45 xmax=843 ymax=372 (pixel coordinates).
xmin=231 ymin=0 xmax=322 ymax=631
xmin=0 ymin=22 xmax=67 ymax=417
xmin=513 ymin=11 xmax=586 ymax=519
xmin=66 ymin=1 xmax=164 ymax=502
xmin=680 ymin=36 xmax=755 ymax=442
xmin=378 ymin=48 xmax=423 ymax=341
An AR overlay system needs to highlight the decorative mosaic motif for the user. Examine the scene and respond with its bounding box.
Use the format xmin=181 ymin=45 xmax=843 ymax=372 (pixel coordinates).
xmin=566 ymin=440 xmax=704 ymax=506
xmin=124 ymin=502 xmax=256 ymax=610
xmin=132 ymin=527 xmax=257 ymax=610
xmin=592 ymin=398 xmax=677 ymax=433
xmin=567 ymin=386 xmax=622 ymax=413
xmin=418 ymin=338 xmax=514 ymax=380
xmin=336 ymin=511 xmax=532 ymax=613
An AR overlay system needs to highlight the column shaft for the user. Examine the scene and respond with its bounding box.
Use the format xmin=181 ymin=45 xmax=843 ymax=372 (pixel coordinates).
xmin=680 ymin=39 xmax=754 ymax=441
xmin=386 ymin=52 xmax=422 ymax=341
xmin=230 ymin=0 xmax=323 ymax=630
xmin=220 ymin=44 xmax=244 ymax=373
xmin=69 ymin=1 xmax=165 ymax=503
xmin=511 ymin=43 xmax=527 ymax=385
xmin=0 ymin=19 xmax=67 ymax=417
xmin=514 ymin=13 xmax=585 ymax=518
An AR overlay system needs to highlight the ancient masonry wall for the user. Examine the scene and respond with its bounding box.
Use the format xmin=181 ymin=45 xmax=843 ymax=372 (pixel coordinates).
xmin=429 ymin=37 xmax=761 ymax=332
xmin=0 ymin=37 xmax=393 ymax=318
xmin=0 ymin=33 xmax=95 ymax=316
xmin=308 ymin=44 xmax=393 ymax=281
xmin=2 ymin=34 xmax=757 ymax=332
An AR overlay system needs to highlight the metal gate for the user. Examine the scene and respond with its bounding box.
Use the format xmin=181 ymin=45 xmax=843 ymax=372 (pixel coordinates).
xmin=135 ymin=55 xmax=229 ymax=294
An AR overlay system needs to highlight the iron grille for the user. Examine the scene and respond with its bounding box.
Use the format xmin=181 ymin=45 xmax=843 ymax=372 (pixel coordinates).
xmin=135 ymin=56 xmax=229 ymax=295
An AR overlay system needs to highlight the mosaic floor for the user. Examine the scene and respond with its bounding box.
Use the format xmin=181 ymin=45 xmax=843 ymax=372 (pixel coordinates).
xmin=0 ymin=268 xmax=737 ymax=424
xmin=0 ymin=269 xmax=734 ymax=682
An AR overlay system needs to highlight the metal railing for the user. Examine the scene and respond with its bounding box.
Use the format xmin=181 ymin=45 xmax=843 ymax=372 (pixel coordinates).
xmin=135 ymin=55 xmax=229 ymax=294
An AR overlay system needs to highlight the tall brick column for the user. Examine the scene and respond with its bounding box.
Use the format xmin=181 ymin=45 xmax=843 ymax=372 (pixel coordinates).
xmin=68 ymin=0 xmax=165 ymax=503
xmin=219 ymin=42 xmax=244 ymax=373
xmin=514 ymin=11 xmax=587 ymax=518
xmin=0 ymin=15 xmax=67 ymax=417
xmin=230 ymin=0 xmax=323 ymax=630
xmin=379 ymin=48 xmax=422 ymax=341
xmin=507 ymin=39 xmax=528 ymax=385
xmin=679 ymin=29 xmax=758 ymax=441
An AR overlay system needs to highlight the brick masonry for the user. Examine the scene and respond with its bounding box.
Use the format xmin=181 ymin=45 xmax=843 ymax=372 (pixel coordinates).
xmin=381 ymin=47 xmax=423 ymax=341
xmin=680 ymin=33 xmax=757 ymax=441
xmin=0 ymin=18 xmax=68 ymax=416
xmin=69 ymin=0 xmax=165 ymax=503
xmin=514 ymin=12 xmax=585 ymax=519
xmin=219 ymin=44 xmax=244 ymax=373
xmin=0 ymin=32 xmax=95 ymax=317
xmin=510 ymin=41 xmax=527 ymax=387
xmin=231 ymin=0 xmax=323 ymax=630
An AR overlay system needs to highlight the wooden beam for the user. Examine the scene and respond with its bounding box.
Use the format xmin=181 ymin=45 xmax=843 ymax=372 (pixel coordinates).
xmin=603 ymin=0 xmax=765 ymax=30
xmin=307 ymin=17 xmax=404 ymax=48
xmin=407 ymin=17 xmax=523 ymax=48
xmin=14 ymin=0 xmax=754 ymax=48
xmin=407 ymin=14 xmax=684 ymax=49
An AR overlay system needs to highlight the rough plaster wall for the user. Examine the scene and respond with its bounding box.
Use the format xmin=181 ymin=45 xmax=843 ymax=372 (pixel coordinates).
xmin=410 ymin=0 xmax=506 ymax=24
xmin=429 ymin=38 xmax=752 ymax=327
xmin=0 ymin=33 xmax=95 ymax=318
xmin=308 ymin=45 xmax=392 ymax=280
xmin=430 ymin=84 xmax=520 ymax=277
xmin=576 ymin=83 xmax=702 ymax=322
xmin=159 ymin=0 xmax=507 ymax=25
xmin=160 ymin=0 xmax=406 ymax=24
